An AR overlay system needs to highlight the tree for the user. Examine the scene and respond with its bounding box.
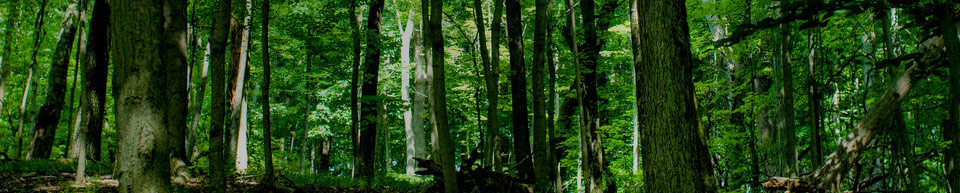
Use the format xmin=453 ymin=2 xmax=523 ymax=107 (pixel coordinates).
xmin=208 ymin=0 xmax=233 ymax=190
xmin=161 ymin=0 xmax=189 ymax=178
xmin=425 ymin=0 xmax=457 ymax=190
xmin=773 ymin=0 xmax=798 ymax=178
xmin=400 ymin=9 xmax=418 ymax=175
xmin=260 ymin=0 xmax=275 ymax=183
xmin=75 ymin=0 xmax=109 ymax=181
xmin=531 ymin=0 xmax=552 ymax=188
xmin=486 ymin=0 xmax=504 ymax=170
xmin=27 ymin=4 xmax=78 ymax=159
xmin=941 ymin=1 xmax=960 ymax=191
xmin=411 ymin=7 xmax=429 ymax=174
xmin=16 ymin=0 xmax=48 ymax=159
xmin=0 ymin=0 xmax=20 ymax=116
xmin=473 ymin=0 xmax=497 ymax=171
xmin=505 ymin=0 xmax=534 ymax=181
xmin=111 ymin=0 xmax=181 ymax=191
xmin=577 ymin=0 xmax=608 ymax=190
xmin=357 ymin=0 xmax=384 ymax=178
xmin=634 ymin=0 xmax=717 ymax=192
xmin=348 ymin=0 xmax=362 ymax=178
xmin=226 ymin=0 xmax=252 ymax=174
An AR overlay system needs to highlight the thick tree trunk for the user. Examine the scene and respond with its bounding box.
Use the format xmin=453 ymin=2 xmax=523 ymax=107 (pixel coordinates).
xmin=260 ymin=0 xmax=275 ymax=183
xmin=941 ymin=2 xmax=960 ymax=192
xmin=28 ymin=5 xmax=78 ymax=159
xmin=578 ymin=0 xmax=608 ymax=191
xmin=207 ymin=0 xmax=233 ymax=190
xmin=774 ymin=1 xmax=798 ymax=177
xmin=160 ymin=0 xmax=189 ymax=180
xmin=226 ymin=0 xmax=251 ymax=174
xmin=76 ymin=0 xmax=108 ymax=163
xmin=634 ymin=1 xmax=717 ymax=193
xmin=531 ymin=0 xmax=551 ymax=188
xmin=357 ymin=0 xmax=384 ymax=178
xmin=426 ymin=0 xmax=457 ymax=190
xmin=0 ymin=0 xmax=20 ymax=118
xmin=807 ymin=29 xmax=824 ymax=167
xmin=348 ymin=0 xmax=362 ymax=178
xmin=486 ymin=0 xmax=504 ymax=170
xmin=504 ymin=0 xmax=534 ymax=181
xmin=111 ymin=0 xmax=178 ymax=191
xmin=411 ymin=19 xmax=429 ymax=170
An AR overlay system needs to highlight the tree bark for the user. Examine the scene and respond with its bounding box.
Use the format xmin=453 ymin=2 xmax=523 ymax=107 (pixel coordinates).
xmin=348 ymin=0 xmax=362 ymax=178
xmin=426 ymin=0 xmax=457 ymax=190
xmin=531 ymin=0 xmax=552 ymax=188
xmin=226 ymin=0 xmax=251 ymax=174
xmin=578 ymin=0 xmax=608 ymax=191
xmin=487 ymin=0 xmax=504 ymax=171
xmin=110 ymin=0 xmax=175 ymax=191
xmin=635 ymin=1 xmax=717 ymax=192
xmin=474 ymin=0 xmax=498 ymax=172
xmin=76 ymin=0 xmax=108 ymax=163
xmin=160 ymin=0 xmax=189 ymax=180
xmin=28 ymin=5 xmax=78 ymax=159
xmin=941 ymin=2 xmax=960 ymax=192
xmin=411 ymin=17 xmax=429 ymax=171
xmin=774 ymin=0 xmax=798 ymax=178
xmin=504 ymin=0 xmax=534 ymax=181
xmin=357 ymin=0 xmax=384 ymax=178
xmin=0 ymin=0 xmax=20 ymax=119
xmin=17 ymin=0 xmax=47 ymax=160
xmin=207 ymin=0 xmax=233 ymax=190
xmin=260 ymin=0 xmax=275 ymax=183
xmin=401 ymin=12 xmax=417 ymax=175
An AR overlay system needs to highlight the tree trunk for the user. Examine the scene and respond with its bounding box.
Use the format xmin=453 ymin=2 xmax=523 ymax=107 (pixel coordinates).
xmin=487 ymin=0 xmax=504 ymax=171
xmin=160 ymin=0 xmax=189 ymax=180
xmin=426 ymin=0 xmax=457 ymax=190
xmin=348 ymin=0 xmax=362 ymax=178
xmin=546 ymin=8 xmax=560 ymax=193
xmin=207 ymin=0 xmax=233 ymax=190
xmin=504 ymin=0 xmax=534 ymax=181
xmin=411 ymin=17 xmax=429 ymax=171
xmin=226 ymin=0 xmax=251 ymax=174
xmin=0 ymin=0 xmax=20 ymax=119
xmin=473 ymin=0 xmax=497 ymax=172
xmin=17 ymin=0 xmax=47 ymax=160
xmin=807 ymin=29 xmax=824 ymax=168
xmin=578 ymin=0 xmax=608 ymax=191
xmin=635 ymin=1 xmax=717 ymax=192
xmin=628 ymin=0 xmax=640 ymax=175
xmin=774 ymin=0 xmax=798 ymax=178
xmin=76 ymin=0 xmax=108 ymax=163
xmin=28 ymin=5 xmax=78 ymax=159
xmin=941 ymin=2 xmax=960 ymax=191
xmin=531 ymin=0 xmax=551 ymax=188
xmin=357 ymin=0 xmax=384 ymax=178
xmin=188 ymin=42 xmax=210 ymax=163
xmin=401 ymin=12 xmax=417 ymax=175
xmin=111 ymin=0 xmax=177 ymax=191
xmin=260 ymin=0 xmax=275 ymax=183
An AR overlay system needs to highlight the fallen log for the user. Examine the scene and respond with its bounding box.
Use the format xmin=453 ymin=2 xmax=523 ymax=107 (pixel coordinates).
xmin=415 ymin=149 xmax=533 ymax=193
xmin=762 ymin=36 xmax=945 ymax=192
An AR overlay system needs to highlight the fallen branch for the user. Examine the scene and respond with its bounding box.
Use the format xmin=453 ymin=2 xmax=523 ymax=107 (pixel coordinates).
xmin=762 ymin=36 xmax=945 ymax=192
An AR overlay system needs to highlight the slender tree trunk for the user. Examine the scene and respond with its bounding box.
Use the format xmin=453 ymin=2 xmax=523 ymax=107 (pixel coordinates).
xmin=628 ymin=0 xmax=640 ymax=175
xmin=426 ymin=0 xmax=457 ymax=190
xmin=635 ymin=1 xmax=717 ymax=192
xmin=401 ymin=12 xmax=417 ymax=175
xmin=504 ymin=0 xmax=534 ymax=181
xmin=578 ymin=0 xmax=607 ymax=191
xmin=348 ymin=0 xmax=362 ymax=178
xmin=207 ymin=0 xmax=233 ymax=190
xmin=188 ymin=42 xmax=210 ymax=163
xmin=807 ymin=28 xmax=824 ymax=168
xmin=260 ymin=0 xmax=275 ymax=183
xmin=67 ymin=0 xmax=87 ymax=159
xmin=17 ymin=0 xmax=47 ymax=160
xmin=531 ymin=0 xmax=551 ymax=188
xmin=487 ymin=0 xmax=504 ymax=170
xmin=28 ymin=5 xmax=78 ymax=159
xmin=160 ymin=0 xmax=189 ymax=180
xmin=941 ymin=1 xmax=960 ymax=191
xmin=111 ymin=0 xmax=176 ymax=191
xmin=358 ymin=0 xmax=385 ymax=178
xmin=226 ymin=0 xmax=251 ymax=175
xmin=546 ymin=7 xmax=560 ymax=193
xmin=473 ymin=0 xmax=497 ymax=172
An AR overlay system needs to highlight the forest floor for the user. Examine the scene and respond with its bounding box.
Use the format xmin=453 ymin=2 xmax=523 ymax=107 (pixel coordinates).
xmin=0 ymin=160 xmax=433 ymax=193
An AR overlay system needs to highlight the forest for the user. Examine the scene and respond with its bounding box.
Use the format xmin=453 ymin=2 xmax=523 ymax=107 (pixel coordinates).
xmin=0 ymin=0 xmax=957 ymax=192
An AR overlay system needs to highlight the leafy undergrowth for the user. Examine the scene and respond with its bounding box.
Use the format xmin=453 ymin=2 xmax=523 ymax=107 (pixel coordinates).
xmin=0 ymin=160 xmax=434 ymax=193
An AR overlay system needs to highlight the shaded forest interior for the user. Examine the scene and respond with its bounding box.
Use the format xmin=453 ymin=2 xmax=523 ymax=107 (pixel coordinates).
xmin=0 ymin=0 xmax=959 ymax=192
